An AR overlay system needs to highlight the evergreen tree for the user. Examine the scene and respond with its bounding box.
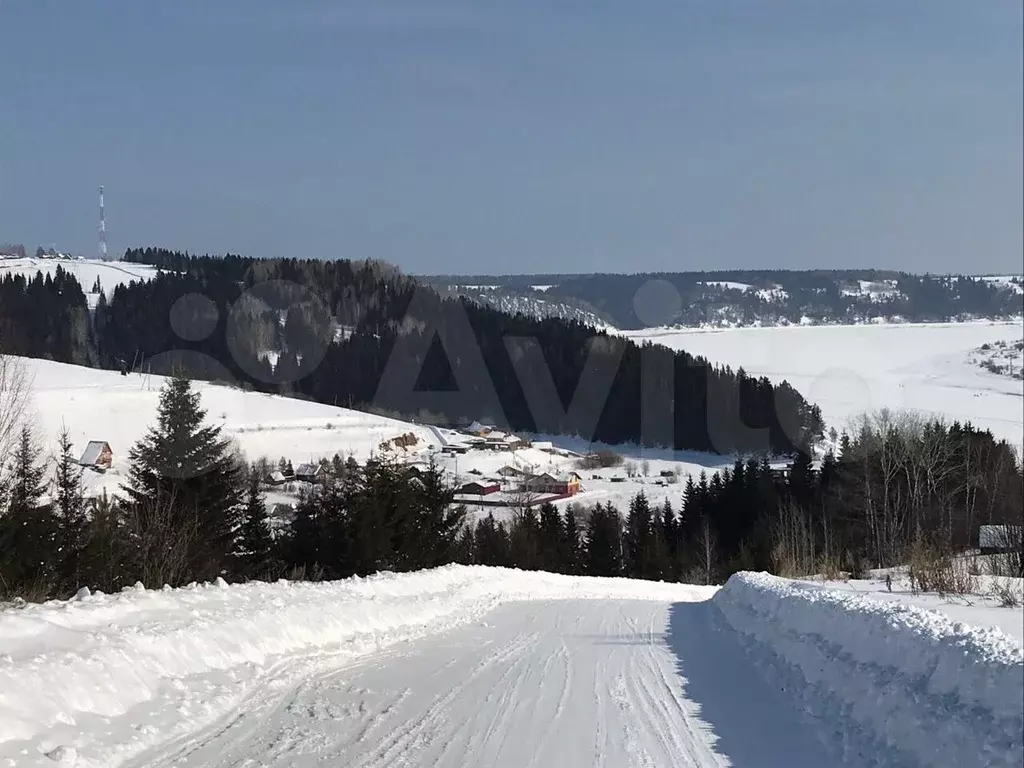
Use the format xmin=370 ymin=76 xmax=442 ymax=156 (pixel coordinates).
xmin=509 ymin=507 xmax=541 ymax=570
xmin=452 ymin=524 xmax=476 ymax=564
xmin=237 ymin=468 xmax=276 ymax=578
xmin=660 ymin=499 xmax=680 ymax=580
xmin=0 ymin=426 xmax=57 ymax=596
xmin=408 ymin=463 xmax=464 ymax=569
xmin=8 ymin=425 xmax=46 ymax=514
xmin=52 ymin=427 xmax=88 ymax=590
xmin=624 ymin=492 xmax=657 ymax=579
xmin=538 ymin=502 xmax=565 ymax=572
xmin=562 ymin=506 xmax=582 ymax=575
xmin=474 ymin=513 xmax=510 ymax=566
xmin=585 ymin=503 xmax=623 ymax=577
xmin=122 ymin=375 xmax=243 ymax=583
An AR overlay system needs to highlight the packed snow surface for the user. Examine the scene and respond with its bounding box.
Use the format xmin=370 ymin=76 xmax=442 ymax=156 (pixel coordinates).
xmin=625 ymin=321 xmax=1024 ymax=448
xmin=2 ymin=566 xmax=1021 ymax=767
xmin=714 ymin=572 xmax=1024 ymax=768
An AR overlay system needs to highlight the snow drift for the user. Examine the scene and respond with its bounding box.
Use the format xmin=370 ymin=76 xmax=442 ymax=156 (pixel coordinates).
xmin=713 ymin=572 xmax=1024 ymax=768
xmin=0 ymin=566 xmax=712 ymax=766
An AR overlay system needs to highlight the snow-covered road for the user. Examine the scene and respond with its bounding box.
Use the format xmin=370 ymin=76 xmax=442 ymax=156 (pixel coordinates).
xmin=127 ymin=599 xmax=836 ymax=768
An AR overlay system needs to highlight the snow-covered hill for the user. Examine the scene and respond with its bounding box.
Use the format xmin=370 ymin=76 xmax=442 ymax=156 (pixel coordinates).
xmin=1 ymin=566 xmax=1019 ymax=767
xmin=0 ymin=256 xmax=159 ymax=292
xmin=446 ymin=285 xmax=613 ymax=329
xmin=18 ymin=357 xmax=735 ymax=515
xmin=20 ymin=357 xmax=441 ymax=500
xmin=625 ymin=320 xmax=1024 ymax=449
xmin=425 ymin=271 xmax=1024 ymax=331
xmin=0 ymin=257 xmax=160 ymax=308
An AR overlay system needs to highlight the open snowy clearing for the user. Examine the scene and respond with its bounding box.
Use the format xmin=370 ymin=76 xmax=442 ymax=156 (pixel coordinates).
xmin=1 ymin=567 xmax=1020 ymax=768
xmin=625 ymin=321 xmax=1024 ymax=449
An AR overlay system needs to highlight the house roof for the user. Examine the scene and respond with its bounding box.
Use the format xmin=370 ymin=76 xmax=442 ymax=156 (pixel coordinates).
xmin=78 ymin=441 xmax=110 ymax=466
xmin=295 ymin=463 xmax=322 ymax=476
xmin=269 ymin=471 xmax=286 ymax=483
xmin=460 ymin=480 xmax=498 ymax=492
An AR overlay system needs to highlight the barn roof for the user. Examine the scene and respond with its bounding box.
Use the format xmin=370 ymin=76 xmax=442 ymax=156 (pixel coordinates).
xmin=78 ymin=441 xmax=110 ymax=466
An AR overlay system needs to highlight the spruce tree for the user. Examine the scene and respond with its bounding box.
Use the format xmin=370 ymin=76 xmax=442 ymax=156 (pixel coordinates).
xmin=562 ymin=506 xmax=582 ymax=575
xmin=625 ymin=491 xmax=655 ymax=579
xmin=585 ymin=503 xmax=623 ymax=577
xmin=660 ymin=499 xmax=680 ymax=580
xmin=538 ymin=502 xmax=564 ymax=572
xmin=123 ymin=375 xmax=242 ymax=582
xmin=474 ymin=513 xmax=510 ymax=566
xmin=53 ymin=427 xmax=88 ymax=590
xmin=0 ymin=425 xmax=56 ymax=596
xmin=237 ymin=468 xmax=275 ymax=578
xmin=8 ymin=425 xmax=46 ymax=514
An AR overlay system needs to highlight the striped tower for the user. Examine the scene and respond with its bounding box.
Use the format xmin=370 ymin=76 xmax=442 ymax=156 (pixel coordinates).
xmin=99 ymin=186 xmax=107 ymax=260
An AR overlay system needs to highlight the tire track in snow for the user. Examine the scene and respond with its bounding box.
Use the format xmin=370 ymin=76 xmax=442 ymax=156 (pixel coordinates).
xmin=124 ymin=599 xmax=846 ymax=768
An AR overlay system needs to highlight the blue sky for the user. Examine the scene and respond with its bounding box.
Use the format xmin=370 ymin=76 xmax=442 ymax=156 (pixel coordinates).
xmin=1 ymin=1 xmax=1020 ymax=274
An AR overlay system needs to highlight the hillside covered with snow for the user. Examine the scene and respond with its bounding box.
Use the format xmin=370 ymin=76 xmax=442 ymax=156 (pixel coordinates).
xmin=625 ymin=320 xmax=1024 ymax=449
xmin=425 ymin=270 xmax=1024 ymax=331
xmin=0 ymin=257 xmax=159 ymax=308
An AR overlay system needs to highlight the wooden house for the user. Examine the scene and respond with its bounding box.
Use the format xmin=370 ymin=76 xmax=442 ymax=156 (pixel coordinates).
xmin=458 ymin=481 xmax=500 ymax=496
xmin=295 ymin=462 xmax=326 ymax=484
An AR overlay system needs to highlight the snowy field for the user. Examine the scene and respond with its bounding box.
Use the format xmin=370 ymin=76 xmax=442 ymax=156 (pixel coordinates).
xmin=625 ymin=321 xmax=1024 ymax=449
xmin=1 ymin=566 xmax=1019 ymax=768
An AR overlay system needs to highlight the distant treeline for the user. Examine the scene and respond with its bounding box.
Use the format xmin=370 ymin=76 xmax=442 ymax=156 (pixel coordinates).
xmin=0 ymin=248 xmax=824 ymax=455
xmin=424 ymin=269 xmax=1024 ymax=329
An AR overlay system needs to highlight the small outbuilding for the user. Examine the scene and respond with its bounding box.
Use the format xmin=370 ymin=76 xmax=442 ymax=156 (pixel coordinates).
xmin=979 ymin=525 xmax=1022 ymax=554
xmin=458 ymin=481 xmax=500 ymax=496
xmin=78 ymin=441 xmax=113 ymax=471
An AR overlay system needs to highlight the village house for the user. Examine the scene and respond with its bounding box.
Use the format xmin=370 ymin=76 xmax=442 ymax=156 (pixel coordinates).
xmin=457 ymin=481 xmax=500 ymax=496
xmin=465 ymin=421 xmax=493 ymax=437
xmin=265 ymin=470 xmax=288 ymax=487
xmin=497 ymin=464 xmax=527 ymax=478
xmin=524 ymin=471 xmax=582 ymax=497
xmin=77 ymin=441 xmax=113 ymax=471
xmin=295 ymin=462 xmax=326 ymax=484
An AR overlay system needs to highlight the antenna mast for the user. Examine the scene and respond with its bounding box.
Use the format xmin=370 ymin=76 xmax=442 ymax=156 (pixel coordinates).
xmin=99 ymin=186 xmax=107 ymax=260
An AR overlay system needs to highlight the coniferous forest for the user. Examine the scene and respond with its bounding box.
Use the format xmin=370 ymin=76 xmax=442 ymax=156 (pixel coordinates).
xmin=0 ymin=248 xmax=824 ymax=455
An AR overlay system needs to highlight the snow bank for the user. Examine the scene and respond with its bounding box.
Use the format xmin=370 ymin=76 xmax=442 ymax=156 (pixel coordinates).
xmin=0 ymin=566 xmax=711 ymax=766
xmin=714 ymin=572 xmax=1024 ymax=768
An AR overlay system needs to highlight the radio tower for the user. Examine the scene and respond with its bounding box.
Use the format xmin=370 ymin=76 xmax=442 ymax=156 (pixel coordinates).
xmin=99 ymin=185 xmax=107 ymax=260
